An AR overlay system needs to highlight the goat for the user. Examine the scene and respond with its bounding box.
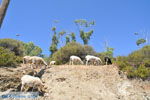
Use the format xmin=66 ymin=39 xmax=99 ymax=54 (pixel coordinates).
xmin=70 ymin=55 xmax=83 ymax=65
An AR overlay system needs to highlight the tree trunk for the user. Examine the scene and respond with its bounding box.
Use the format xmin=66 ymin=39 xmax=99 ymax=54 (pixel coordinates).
xmin=0 ymin=0 xmax=10 ymax=28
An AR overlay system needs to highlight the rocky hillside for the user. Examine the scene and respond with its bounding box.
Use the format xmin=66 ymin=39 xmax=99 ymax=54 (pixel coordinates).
xmin=0 ymin=65 xmax=150 ymax=100
xmin=41 ymin=65 xmax=150 ymax=100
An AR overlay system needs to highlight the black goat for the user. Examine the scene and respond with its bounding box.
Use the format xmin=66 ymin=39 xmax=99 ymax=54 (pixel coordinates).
xmin=104 ymin=57 xmax=112 ymax=65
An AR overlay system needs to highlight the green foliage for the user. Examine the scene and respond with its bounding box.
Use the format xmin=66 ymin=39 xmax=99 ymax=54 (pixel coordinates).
xmin=59 ymin=31 xmax=66 ymax=38
xmin=116 ymin=60 xmax=150 ymax=79
xmin=116 ymin=60 xmax=130 ymax=70
xmin=116 ymin=45 xmax=150 ymax=80
xmin=0 ymin=39 xmax=43 ymax=67
xmin=74 ymin=19 xmax=95 ymax=27
xmin=65 ymin=35 xmax=70 ymax=44
xmin=128 ymin=45 xmax=150 ymax=64
xmin=134 ymin=64 xmax=150 ymax=79
xmin=101 ymin=47 xmax=114 ymax=58
xmin=58 ymin=31 xmax=66 ymax=47
xmin=23 ymin=42 xmax=42 ymax=56
xmin=51 ymin=42 xmax=96 ymax=64
xmin=74 ymin=19 xmax=94 ymax=45
xmin=75 ymin=19 xmax=87 ymax=26
xmin=134 ymin=31 xmax=149 ymax=46
xmin=70 ymin=32 xmax=76 ymax=42
xmin=0 ymin=47 xmax=22 ymax=67
xmin=0 ymin=38 xmax=24 ymax=56
xmin=50 ymin=44 xmax=58 ymax=56
xmin=52 ymin=34 xmax=59 ymax=45
xmin=143 ymin=59 xmax=150 ymax=67
xmin=50 ymin=27 xmax=59 ymax=55
xmin=123 ymin=66 xmax=135 ymax=78
xmin=51 ymin=27 xmax=56 ymax=31
xmin=80 ymin=30 xmax=93 ymax=45
xmin=136 ymin=38 xmax=146 ymax=46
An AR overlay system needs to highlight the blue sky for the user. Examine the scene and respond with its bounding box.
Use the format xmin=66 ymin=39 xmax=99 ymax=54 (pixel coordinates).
xmin=0 ymin=0 xmax=150 ymax=56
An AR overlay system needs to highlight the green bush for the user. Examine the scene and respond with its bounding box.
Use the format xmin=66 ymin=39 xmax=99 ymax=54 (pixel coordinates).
xmin=0 ymin=47 xmax=21 ymax=67
xmin=143 ymin=59 xmax=150 ymax=68
xmin=51 ymin=42 xmax=96 ymax=64
xmin=127 ymin=45 xmax=150 ymax=66
xmin=0 ymin=38 xmax=24 ymax=56
xmin=23 ymin=42 xmax=42 ymax=56
xmin=116 ymin=58 xmax=150 ymax=80
xmin=134 ymin=64 xmax=150 ymax=79
xmin=0 ymin=39 xmax=43 ymax=57
xmin=0 ymin=38 xmax=43 ymax=67
xmin=123 ymin=66 xmax=136 ymax=78
xmin=116 ymin=60 xmax=129 ymax=70
xmin=116 ymin=45 xmax=150 ymax=80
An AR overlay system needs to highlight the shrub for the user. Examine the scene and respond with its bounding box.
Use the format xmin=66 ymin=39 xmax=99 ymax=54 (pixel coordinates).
xmin=134 ymin=64 xmax=150 ymax=79
xmin=23 ymin=42 xmax=42 ymax=56
xmin=116 ymin=59 xmax=150 ymax=80
xmin=127 ymin=45 xmax=150 ymax=66
xmin=143 ymin=59 xmax=150 ymax=68
xmin=0 ymin=47 xmax=21 ymax=67
xmin=116 ymin=60 xmax=129 ymax=70
xmin=116 ymin=45 xmax=150 ymax=80
xmin=0 ymin=38 xmax=24 ymax=56
xmin=51 ymin=42 xmax=96 ymax=64
xmin=123 ymin=66 xmax=136 ymax=78
xmin=0 ymin=38 xmax=43 ymax=57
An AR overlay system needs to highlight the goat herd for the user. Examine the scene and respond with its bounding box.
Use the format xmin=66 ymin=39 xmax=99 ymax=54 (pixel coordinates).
xmin=20 ymin=55 xmax=112 ymax=93
xmin=23 ymin=55 xmax=112 ymax=68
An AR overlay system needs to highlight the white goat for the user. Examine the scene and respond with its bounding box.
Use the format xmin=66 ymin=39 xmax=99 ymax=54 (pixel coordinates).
xmin=23 ymin=56 xmax=32 ymax=64
xmin=31 ymin=56 xmax=47 ymax=68
xmin=23 ymin=56 xmax=47 ymax=69
xmin=21 ymin=75 xmax=45 ymax=92
xmin=70 ymin=55 xmax=83 ymax=65
xmin=85 ymin=55 xmax=102 ymax=65
xmin=50 ymin=61 xmax=56 ymax=65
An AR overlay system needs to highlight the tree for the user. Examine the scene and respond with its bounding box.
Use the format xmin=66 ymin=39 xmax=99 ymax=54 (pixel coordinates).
xmin=134 ymin=31 xmax=149 ymax=46
xmin=0 ymin=38 xmax=43 ymax=57
xmin=74 ymin=19 xmax=95 ymax=45
xmin=136 ymin=38 xmax=146 ymax=46
xmin=58 ymin=30 xmax=66 ymax=46
xmin=65 ymin=35 xmax=70 ymax=44
xmin=70 ymin=32 xmax=76 ymax=42
xmin=51 ymin=42 xmax=96 ymax=64
xmin=0 ymin=38 xmax=24 ymax=56
xmin=23 ymin=42 xmax=42 ymax=56
xmin=49 ymin=27 xmax=59 ymax=56
xmin=80 ymin=30 xmax=93 ymax=44
xmin=0 ymin=0 xmax=10 ymax=28
xmin=0 ymin=47 xmax=19 ymax=67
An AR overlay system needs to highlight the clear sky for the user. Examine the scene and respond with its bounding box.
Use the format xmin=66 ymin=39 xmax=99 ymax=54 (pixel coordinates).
xmin=0 ymin=0 xmax=150 ymax=56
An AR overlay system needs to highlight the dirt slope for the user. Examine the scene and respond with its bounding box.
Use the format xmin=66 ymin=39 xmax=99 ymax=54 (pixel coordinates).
xmin=0 ymin=65 xmax=150 ymax=100
xmin=40 ymin=65 xmax=150 ymax=100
